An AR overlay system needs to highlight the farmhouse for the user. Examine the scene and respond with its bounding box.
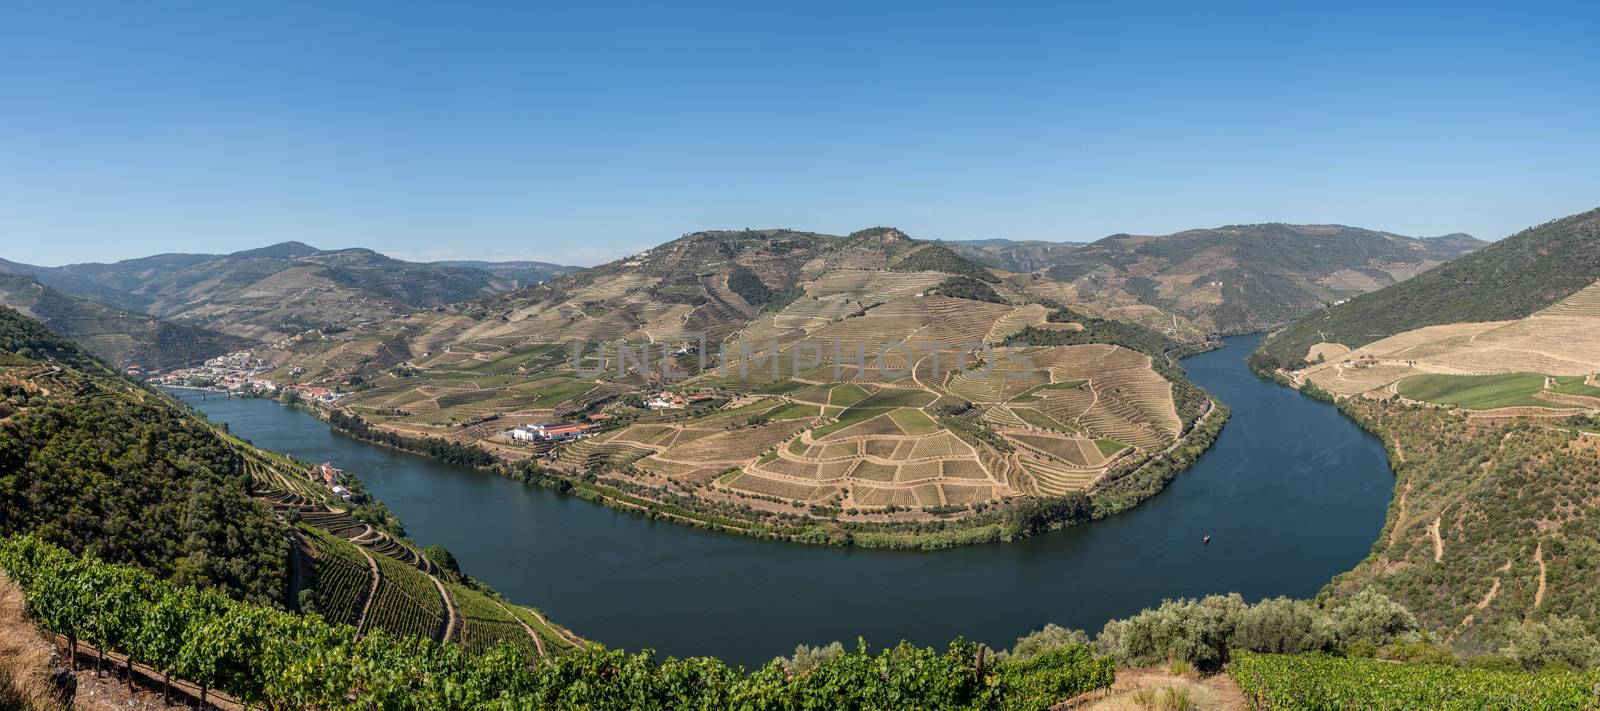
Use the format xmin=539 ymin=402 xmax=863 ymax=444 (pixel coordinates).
xmin=541 ymin=423 xmax=593 ymax=441
xmin=287 ymin=385 xmax=344 ymax=403
xmin=307 ymin=462 xmax=340 ymax=487
xmin=510 ymin=422 xmax=595 ymax=442
xmin=646 ymin=392 xmax=686 ymax=409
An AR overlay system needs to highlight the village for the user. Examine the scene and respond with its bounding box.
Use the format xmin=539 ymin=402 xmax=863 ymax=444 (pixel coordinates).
xmin=146 ymin=347 xmax=348 ymax=403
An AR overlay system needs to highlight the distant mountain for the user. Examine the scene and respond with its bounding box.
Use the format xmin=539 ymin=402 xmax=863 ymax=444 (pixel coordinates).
xmin=1 ymin=242 xmax=579 ymax=342
xmin=1253 ymin=209 xmax=1599 ymax=370
xmin=1040 ymin=224 xmax=1486 ymax=335
xmin=227 ymin=240 xmax=323 ymax=260
xmin=946 ymin=238 xmax=1086 ymax=272
xmin=431 ymin=259 xmax=581 ymax=284
xmin=0 ymin=272 xmax=255 ymax=369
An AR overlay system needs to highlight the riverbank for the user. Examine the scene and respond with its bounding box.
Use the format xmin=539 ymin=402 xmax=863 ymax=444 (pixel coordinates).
xmin=183 ymin=333 xmax=1394 ymax=664
xmin=287 ymin=385 xmax=1231 ymax=549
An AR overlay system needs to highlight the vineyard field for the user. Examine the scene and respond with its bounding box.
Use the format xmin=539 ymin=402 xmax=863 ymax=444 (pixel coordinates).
xmin=1228 ymin=651 xmax=1600 ymax=710
xmin=299 ymin=526 xmax=374 ymax=628
xmin=362 ymin=552 xmax=447 ymax=641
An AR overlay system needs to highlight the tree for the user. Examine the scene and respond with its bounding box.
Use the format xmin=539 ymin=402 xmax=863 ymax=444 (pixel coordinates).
xmin=1502 ymin=616 xmax=1600 ymax=671
xmin=424 ymin=545 xmax=462 ymax=582
xmin=1319 ymin=589 xmax=1417 ymax=649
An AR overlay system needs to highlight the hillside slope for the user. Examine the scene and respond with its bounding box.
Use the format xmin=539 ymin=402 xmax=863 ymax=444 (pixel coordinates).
xmin=0 ymin=306 xmax=288 ymax=604
xmin=2 ymin=243 xmax=578 ymax=342
xmin=0 ymin=273 xmax=256 ymax=370
xmin=1254 ymin=208 xmax=1599 ymax=369
xmin=0 ymin=306 xmax=577 ymax=657
xmin=1044 ymin=224 xmax=1485 ymax=336
xmin=259 ymin=227 xmax=1224 ymax=547
xmin=1248 ymin=206 xmax=1600 ymax=653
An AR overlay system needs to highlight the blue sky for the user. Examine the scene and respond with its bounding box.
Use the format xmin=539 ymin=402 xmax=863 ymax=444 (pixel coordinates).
xmin=2 ymin=1 xmax=1597 ymax=267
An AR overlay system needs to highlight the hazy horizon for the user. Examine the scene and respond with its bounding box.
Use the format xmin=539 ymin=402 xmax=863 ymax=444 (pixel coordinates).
xmin=5 ymin=220 xmax=1505 ymax=270
xmin=4 ymin=1 xmax=1597 ymax=267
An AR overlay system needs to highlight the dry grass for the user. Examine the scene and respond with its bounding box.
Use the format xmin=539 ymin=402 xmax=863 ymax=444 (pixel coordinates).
xmin=1069 ymin=668 xmax=1246 ymax=711
xmin=0 ymin=573 xmax=67 ymax=711
xmin=1300 ymin=281 xmax=1600 ymax=396
xmin=1304 ymin=342 xmax=1350 ymax=363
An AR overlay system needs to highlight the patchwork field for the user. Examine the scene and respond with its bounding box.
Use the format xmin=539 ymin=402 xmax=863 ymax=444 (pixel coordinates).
xmin=263 ymin=232 xmax=1210 ymax=533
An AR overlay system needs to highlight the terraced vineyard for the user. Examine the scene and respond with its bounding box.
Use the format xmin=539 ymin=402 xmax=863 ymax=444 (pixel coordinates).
xmin=363 ymin=551 xmax=448 ymax=641
xmin=449 ymin=581 xmax=546 ymax=658
xmin=265 ymin=227 xmax=1218 ymax=543
xmin=300 ymin=525 xmax=377 ymax=628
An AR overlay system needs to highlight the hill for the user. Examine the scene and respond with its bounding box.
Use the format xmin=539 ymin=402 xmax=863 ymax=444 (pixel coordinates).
xmin=1254 ymin=208 xmax=1600 ymax=370
xmin=2 ymin=284 xmax=1593 ymax=709
xmin=1039 ymin=224 xmax=1485 ymax=336
xmin=0 ymin=306 xmax=287 ymax=604
xmin=258 ymin=227 xmax=1225 ymax=547
xmin=0 ymin=306 xmax=576 ymax=659
xmin=1249 ymin=206 xmax=1600 ymax=654
xmin=0 ymin=273 xmax=255 ymax=370
xmin=1 ymin=243 xmax=579 ymax=342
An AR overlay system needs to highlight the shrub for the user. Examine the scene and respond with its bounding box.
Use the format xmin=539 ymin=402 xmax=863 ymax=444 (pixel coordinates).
xmin=1379 ymin=639 xmax=1458 ymax=666
xmin=1318 ymin=589 xmax=1417 ymax=648
xmin=1233 ymin=597 xmax=1328 ymax=654
xmin=1502 ymin=616 xmax=1600 ymax=671
xmin=1004 ymin=624 xmax=1090 ymax=661
xmin=727 ymin=264 xmax=773 ymax=306
xmin=775 ymin=641 xmax=844 ymax=675
xmin=1095 ymin=594 xmax=1246 ymax=669
xmin=890 ymin=244 xmax=1000 ymax=283
xmin=423 ymin=545 xmax=462 ymax=582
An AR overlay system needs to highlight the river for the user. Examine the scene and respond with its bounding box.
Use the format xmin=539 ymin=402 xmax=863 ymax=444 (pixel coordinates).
xmin=175 ymin=333 xmax=1393 ymax=667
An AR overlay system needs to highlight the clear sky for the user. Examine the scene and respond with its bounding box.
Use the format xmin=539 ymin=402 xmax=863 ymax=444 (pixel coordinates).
xmin=3 ymin=1 xmax=1598 ymax=267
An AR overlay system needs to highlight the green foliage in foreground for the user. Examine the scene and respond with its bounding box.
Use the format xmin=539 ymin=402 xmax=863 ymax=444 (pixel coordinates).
xmin=0 ymin=535 xmax=1115 ymax=710
xmin=1228 ymin=650 xmax=1600 ymax=710
xmin=0 ymin=352 xmax=288 ymax=606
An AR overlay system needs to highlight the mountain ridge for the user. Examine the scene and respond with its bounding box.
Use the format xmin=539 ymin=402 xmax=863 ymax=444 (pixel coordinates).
xmin=1253 ymin=208 xmax=1599 ymax=370
xmin=1049 ymin=223 xmax=1486 ymax=335
xmin=1 ymin=244 xmax=582 ymax=343
xmin=0 ymin=272 xmax=257 ymax=369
